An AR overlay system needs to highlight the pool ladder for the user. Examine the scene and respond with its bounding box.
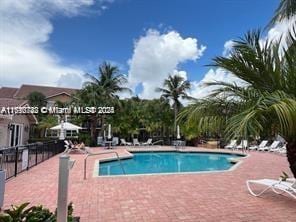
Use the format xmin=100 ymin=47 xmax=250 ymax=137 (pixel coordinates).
xmin=84 ymin=151 xmax=126 ymax=179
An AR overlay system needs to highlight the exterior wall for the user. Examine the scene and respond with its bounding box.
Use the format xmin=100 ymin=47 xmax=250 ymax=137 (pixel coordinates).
xmin=0 ymin=115 xmax=31 ymax=147
xmin=47 ymin=94 xmax=72 ymax=104
xmin=0 ymin=119 xmax=9 ymax=147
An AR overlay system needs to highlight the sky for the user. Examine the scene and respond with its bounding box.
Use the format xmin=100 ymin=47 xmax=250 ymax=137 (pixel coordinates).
xmin=0 ymin=0 xmax=293 ymax=99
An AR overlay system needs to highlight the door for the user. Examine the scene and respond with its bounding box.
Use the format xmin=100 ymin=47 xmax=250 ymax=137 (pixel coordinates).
xmin=9 ymin=124 xmax=23 ymax=147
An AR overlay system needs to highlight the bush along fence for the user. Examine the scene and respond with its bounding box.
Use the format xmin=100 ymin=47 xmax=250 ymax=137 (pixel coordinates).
xmin=0 ymin=140 xmax=65 ymax=180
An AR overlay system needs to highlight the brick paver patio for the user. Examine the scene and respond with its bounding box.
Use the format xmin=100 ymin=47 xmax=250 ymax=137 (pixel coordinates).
xmin=4 ymin=147 xmax=296 ymax=221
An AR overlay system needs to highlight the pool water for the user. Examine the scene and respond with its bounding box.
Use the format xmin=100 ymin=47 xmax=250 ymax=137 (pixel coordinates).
xmin=99 ymin=152 xmax=242 ymax=176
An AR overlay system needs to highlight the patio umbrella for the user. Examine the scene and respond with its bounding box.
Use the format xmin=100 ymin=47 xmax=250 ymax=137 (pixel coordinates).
xmin=50 ymin=122 xmax=82 ymax=139
xmin=177 ymin=125 xmax=181 ymax=139
xmin=50 ymin=122 xmax=82 ymax=131
xmin=107 ymin=124 xmax=112 ymax=139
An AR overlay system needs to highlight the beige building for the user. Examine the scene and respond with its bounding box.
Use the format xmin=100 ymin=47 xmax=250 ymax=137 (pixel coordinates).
xmin=0 ymin=84 xmax=78 ymax=147
xmin=0 ymin=98 xmax=37 ymax=147
xmin=0 ymin=84 xmax=77 ymax=105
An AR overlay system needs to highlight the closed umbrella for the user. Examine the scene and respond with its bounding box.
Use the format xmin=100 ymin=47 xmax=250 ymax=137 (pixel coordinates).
xmin=177 ymin=125 xmax=181 ymax=139
xmin=107 ymin=124 xmax=112 ymax=139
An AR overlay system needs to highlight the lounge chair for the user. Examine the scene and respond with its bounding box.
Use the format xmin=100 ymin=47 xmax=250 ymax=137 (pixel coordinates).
xmin=120 ymin=139 xmax=132 ymax=146
xmin=64 ymin=140 xmax=71 ymax=152
xmin=142 ymin=138 xmax=153 ymax=146
xmin=249 ymin=140 xmax=268 ymax=151
xmin=271 ymin=144 xmax=286 ymax=153
xmin=112 ymin=137 xmax=119 ymax=146
xmin=269 ymin=142 xmax=285 ymax=152
xmin=133 ymin=138 xmax=140 ymax=146
xmin=246 ymin=178 xmax=296 ymax=199
xmin=97 ymin=136 xmax=105 ymax=146
xmin=225 ymin=140 xmax=237 ymax=149
xmin=64 ymin=140 xmax=88 ymax=154
xmin=278 ymin=148 xmax=287 ymax=154
xmin=236 ymin=140 xmax=248 ymax=149
xmin=258 ymin=141 xmax=280 ymax=151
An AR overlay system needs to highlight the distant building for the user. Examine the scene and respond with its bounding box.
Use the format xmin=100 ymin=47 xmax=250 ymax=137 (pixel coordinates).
xmin=0 ymin=84 xmax=78 ymax=147
xmin=0 ymin=84 xmax=78 ymax=105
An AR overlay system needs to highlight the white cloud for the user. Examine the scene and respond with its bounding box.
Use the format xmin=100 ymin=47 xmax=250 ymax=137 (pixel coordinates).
xmin=267 ymin=16 xmax=296 ymax=44
xmin=222 ymin=40 xmax=235 ymax=57
xmin=188 ymin=68 xmax=245 ymax=100
xmin=0 ymin=0 xmax=112 ymax=88
xmin=127 ymin=29 xmax=206 ymax=99
xmin=190 ymin=41 xmax=244 ymax=100
xmin=172 ymin=70 xmax=188 ymax=80
xmin=188 ymin=16 xmax=296 ymax=102
xmin=57 ymin=73 xmax=84 ymax=88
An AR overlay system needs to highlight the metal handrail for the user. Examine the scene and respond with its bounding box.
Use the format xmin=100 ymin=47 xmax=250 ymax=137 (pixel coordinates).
xmin=84 ymin=151 xmax=125 ymax=179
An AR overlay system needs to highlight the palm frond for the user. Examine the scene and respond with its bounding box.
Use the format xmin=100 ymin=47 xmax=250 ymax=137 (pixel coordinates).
xmin=268 ymin=0 xmax=296 ymax=28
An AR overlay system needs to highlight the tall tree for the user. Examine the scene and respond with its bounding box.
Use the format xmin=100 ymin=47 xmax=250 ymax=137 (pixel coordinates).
xmin=156 ymin=75 xmax=192 ymax=136
xmin=181 ymin=30 xmax=296 ymax=177
xmin=27 ymin=91 xmax=46 ymax=108
xmin=268 ymin=0 xmax=296 ymax=27
xmin=74 ymin=62 xmax=131 ymax=145
xmin=27 ymin=91 xmax=47 ymax=123
xmin=109 ymin=98 xmax=173 ymax=139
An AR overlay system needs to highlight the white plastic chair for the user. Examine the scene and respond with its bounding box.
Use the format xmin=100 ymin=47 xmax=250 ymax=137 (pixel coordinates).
xmin=258 ymin=141 xmax=280 ymax=151
xmin=236 ymin=140 xmax=248 ymax=149
xmin=225 ymin=140 xmax=237 ymax=149
xmin=246 ymin=178 xmax=296 ymax=199
xmin=142 ymin=138 xmax=153 ymax=146
xmin=112 ymin=137 xmax=119 ymax=146
xmin=271 ymin=144 xmax=286 ymax=153
xmin=249 ymin=140 xmax=268 ymax=150
xmin=120 ymin=139 xmax=132 ymax=146
xmin=133 ymin=138 xmax=140 ymax=146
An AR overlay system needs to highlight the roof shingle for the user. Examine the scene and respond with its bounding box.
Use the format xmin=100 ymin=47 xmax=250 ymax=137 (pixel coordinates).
xmin=0 ymin=87 xmax=18 ymax=98
xmin=0 ymin=98 xmax=27 ymax=108
xmin=13 ymin=84 xmax=78 ymax=99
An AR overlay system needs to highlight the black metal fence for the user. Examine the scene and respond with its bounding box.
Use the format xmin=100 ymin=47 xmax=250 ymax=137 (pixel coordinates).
xmin=0 ymin=140 xmax=65 ymax=180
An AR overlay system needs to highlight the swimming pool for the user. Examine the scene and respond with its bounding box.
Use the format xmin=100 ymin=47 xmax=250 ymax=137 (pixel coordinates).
xmin=98 ymin=151 xmax=243 ymax=176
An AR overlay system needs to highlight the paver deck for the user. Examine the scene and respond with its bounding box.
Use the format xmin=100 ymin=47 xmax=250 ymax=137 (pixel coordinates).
xmin=4 ymin=146 xmax=296 ymax=221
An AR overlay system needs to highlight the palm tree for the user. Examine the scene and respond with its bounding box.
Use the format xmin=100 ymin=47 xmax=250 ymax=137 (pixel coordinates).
xmin=156 ymin=74 xmax=192 ymax=136
xmin=181 ymin=30 xmax=296 ymax=177
xmin=84 ymin=62 xmax=131 ymax=101
xmin=268 ymin=0 xmax=296 ymax=27
xmin=27 ymin=91 xmax=47 ymax=107
xmin=74 ymin=62 xmax=131 ymax=144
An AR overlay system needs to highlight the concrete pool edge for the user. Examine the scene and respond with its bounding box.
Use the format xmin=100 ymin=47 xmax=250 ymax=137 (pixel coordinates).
xmin=92 ymin=149 xmax=249 ymax=178
xmin=92 ymin=153 xmax=133 ymax=177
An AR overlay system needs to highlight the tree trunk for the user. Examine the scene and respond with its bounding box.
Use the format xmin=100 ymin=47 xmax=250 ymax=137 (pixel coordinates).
xmin=90 ymin=115 xmax=97 ymax=146
xmin=99 ymin=114 xmax=106 ymax=137
xmin=286 ymin=139 xmax=296 ymax=178
xmin=174 ymin=103 xmax=177 ymax=137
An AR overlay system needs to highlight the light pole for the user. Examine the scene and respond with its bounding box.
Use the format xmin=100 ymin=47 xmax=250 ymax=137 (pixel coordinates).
xmin=57 ymin=154 xmax=75 ymax=222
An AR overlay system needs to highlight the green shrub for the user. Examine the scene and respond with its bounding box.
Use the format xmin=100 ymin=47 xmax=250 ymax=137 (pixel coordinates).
xmin=0 ymin=202 xmax=78 ymax=222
